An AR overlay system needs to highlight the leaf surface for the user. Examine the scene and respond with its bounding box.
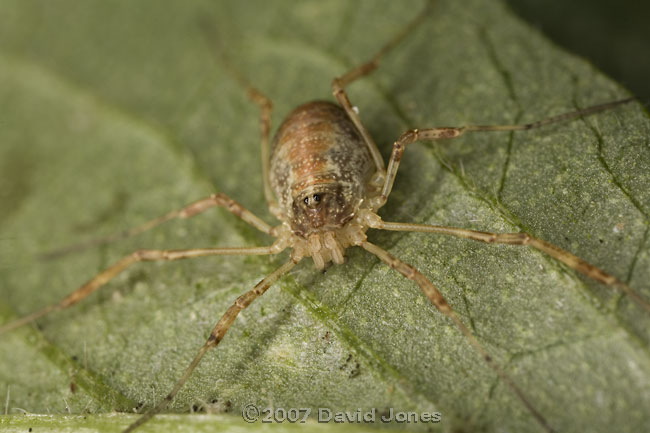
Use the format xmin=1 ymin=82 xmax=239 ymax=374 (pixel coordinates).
xmin=0 ymin=1 xmax=649 ymax=432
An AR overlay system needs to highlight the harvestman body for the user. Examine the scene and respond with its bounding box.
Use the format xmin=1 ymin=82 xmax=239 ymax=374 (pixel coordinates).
xmin=1 ymin=3 xmax=648 ymax=432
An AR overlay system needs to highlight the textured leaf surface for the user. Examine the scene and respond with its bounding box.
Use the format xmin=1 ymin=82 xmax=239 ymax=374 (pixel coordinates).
xmin=0 ymin=1 xmax=649 ymax=432
xmin=0 ymin=413 xmax=391 ymax=433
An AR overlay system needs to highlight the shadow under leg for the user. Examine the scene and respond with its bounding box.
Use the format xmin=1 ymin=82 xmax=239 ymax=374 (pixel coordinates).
xmin=41 ymin=192 xmax=274 ymax=259
xmin=332 ymin=1 xmax=435 ymax=177
xmin=372 ymin=220 xmax=650 ymax=312
xmin=0 ymin=244 xmax=284 ymax=336
xmin=361 ymin=240 xmax=555 ymax=433
xmin=378 ymin=98 xmax=634 ymax=207
xmin=121 ymin=259 xmax=298 ymax=433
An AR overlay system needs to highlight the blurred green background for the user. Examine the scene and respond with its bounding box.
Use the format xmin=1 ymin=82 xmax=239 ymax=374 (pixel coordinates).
xmin=508 ymin=0 xmax=650 ymax=103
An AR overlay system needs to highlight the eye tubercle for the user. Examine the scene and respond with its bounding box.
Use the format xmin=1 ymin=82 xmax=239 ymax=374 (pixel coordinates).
xmin=303 ymin=193 xmax=323 ymax=208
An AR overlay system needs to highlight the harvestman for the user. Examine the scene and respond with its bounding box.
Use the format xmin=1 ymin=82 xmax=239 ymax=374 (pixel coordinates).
xmin=1 ymin=3 xmax=648 ymax=432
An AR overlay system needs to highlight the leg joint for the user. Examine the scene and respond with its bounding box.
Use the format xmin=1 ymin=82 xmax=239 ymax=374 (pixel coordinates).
xmin=397 ymin=129 xmax=419 ymax=146
xmin=210 ymin=192 xmax=228 ymax=204
xmin=331 ymin=77 xmax=343 ymax=94
xmin=134 ymin=249 xmax=164 ymax=261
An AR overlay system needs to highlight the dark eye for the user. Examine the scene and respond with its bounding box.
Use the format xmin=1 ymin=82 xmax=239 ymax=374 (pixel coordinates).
xmin=312 ymin=194 xmax=320 ymax=203
xmin=303 ymin=197 xmax=309 ymax=205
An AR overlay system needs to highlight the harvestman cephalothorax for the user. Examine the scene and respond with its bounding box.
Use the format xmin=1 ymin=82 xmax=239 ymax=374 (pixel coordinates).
xmin=1 ymin=1 xmax=649 ymax=432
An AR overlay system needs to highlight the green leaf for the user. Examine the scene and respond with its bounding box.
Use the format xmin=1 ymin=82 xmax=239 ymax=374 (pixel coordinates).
xmin=0 ymin=413 xmax=397 ymax=433
xmin=1 ymin=1 xmax=649 ymax=432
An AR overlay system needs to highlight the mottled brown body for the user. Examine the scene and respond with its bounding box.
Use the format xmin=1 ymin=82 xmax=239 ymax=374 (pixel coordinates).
xmin=270 ymin=101 xmax=375 ymax=236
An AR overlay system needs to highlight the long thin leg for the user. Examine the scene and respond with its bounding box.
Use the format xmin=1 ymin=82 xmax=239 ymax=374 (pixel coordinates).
xmin=121 ymin=259 xmax=297 ymax=433
xmin=40 ymin=193 xmax=273 ymax=259
xmin=225 ymin=74 xmax=277 ymax=216
xmin=360 ymin=241 xmax=555 ymax=433
xmin=247 ymin=87 xmax=280 ymax=217
xmin=0 ymin=245 xmax=283 ymax=336
xmin=379 ymin=98 xmax=635 ymax=205
xmin=332 ymin=1 xmax=434 ymax=176
xmin=200 ymin=19 xmax=281 ymax=217
xmin=373 ymin=220 xmax=650 ymax=312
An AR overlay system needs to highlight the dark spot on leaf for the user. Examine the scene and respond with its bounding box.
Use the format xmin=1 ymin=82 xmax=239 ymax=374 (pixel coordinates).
xmin=349 ymin=362 xmax=361 ymax=378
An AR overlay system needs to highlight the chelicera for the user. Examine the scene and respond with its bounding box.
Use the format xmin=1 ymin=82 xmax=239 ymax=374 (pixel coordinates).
xmin=1 ymin=3 xmax=648 ymax=432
